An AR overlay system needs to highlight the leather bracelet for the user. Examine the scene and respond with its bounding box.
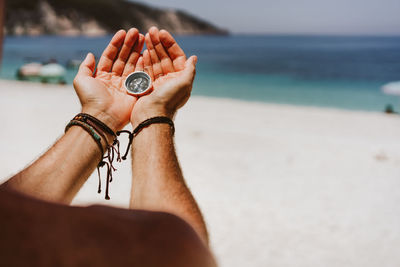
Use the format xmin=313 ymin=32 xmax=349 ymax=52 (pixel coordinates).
xmin=74 ymin=113 xmax=116 ymax=137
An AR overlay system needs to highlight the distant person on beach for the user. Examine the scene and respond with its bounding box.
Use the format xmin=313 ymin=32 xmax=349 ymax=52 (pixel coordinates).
xmin=384 ymin=104 xmax=396 ymax=114
xmin=0 ymin=27 xmax=216 ymax=267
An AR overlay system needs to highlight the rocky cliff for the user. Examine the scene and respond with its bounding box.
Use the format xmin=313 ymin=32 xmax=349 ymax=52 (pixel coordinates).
xmin=5 ymin=0 xmax=228 ymax=36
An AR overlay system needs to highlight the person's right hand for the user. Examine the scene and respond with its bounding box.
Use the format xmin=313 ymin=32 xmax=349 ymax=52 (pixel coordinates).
xmin=130 ymin=27 xmax=198 ymax=126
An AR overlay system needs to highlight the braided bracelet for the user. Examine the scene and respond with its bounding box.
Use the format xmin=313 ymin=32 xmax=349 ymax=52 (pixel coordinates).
xmin=133 ymin=116 xmax=175 ymax=136
xmin=117 ymin=116 xmax=175 ymax=160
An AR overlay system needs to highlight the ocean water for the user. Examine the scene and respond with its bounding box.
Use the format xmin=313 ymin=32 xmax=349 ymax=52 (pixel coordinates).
xmin=1 ymin=35 xmax=400 ymax=111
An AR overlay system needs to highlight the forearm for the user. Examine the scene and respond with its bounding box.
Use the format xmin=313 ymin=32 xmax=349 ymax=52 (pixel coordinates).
xmin=130 ymin=123 xmax=209 ymax=244
xmin=2 ymin=126 xmax=104 ymax=203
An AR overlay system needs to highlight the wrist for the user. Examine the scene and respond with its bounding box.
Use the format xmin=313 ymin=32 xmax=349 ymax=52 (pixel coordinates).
xmin=81 ymin=107 xmax=120 ymax=133
xmin=73 ymin=110 xmax=116 ymax=149
xmin=130 ymin=105 xmax=175 ymax=129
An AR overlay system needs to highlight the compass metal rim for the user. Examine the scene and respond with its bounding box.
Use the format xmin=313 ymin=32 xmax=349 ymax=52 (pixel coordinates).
xmin=124 ymin=71 xmax=152 ymax=96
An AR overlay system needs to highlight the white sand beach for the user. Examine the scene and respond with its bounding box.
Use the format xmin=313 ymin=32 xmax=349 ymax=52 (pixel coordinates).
xmin=1 ymin=79 xmax=399 ymax=267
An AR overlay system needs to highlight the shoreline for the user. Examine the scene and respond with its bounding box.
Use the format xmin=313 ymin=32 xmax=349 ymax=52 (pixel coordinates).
xmin=1 ymin=79 xmax=400 ymax=267
xmin=0 ymin=78 xmax=395 ymax=114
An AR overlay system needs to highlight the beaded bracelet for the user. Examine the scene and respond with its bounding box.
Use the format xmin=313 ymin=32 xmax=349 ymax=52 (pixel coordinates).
xmin=65 ymin=120 xmax=104 ymax=159
xmin=85 ymin=119 xmax=111 ymax=149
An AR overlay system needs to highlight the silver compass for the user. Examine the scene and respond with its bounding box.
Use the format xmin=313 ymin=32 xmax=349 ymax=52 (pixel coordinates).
xmin=125 ymin=71 xmax=152 ymax=96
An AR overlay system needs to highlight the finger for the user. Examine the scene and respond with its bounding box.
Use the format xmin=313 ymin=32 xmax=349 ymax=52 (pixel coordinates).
xmin=96 ymin=30 xmax=126 ymax=72
xmin=148 ymin=26 xmax=174 ymax=74
xmin=122 ymin=33 xmax=145 ymax=76
xmin=135 ymin=56 xmax=144 ymax=72
xmin=143 ymin=49 xmax=154 ymax=81
xmin=159 ymin=29 xmax=186 ymax=71
xmin=111 ymin=28 xmax=139 ymax=76
xmin=77 ymin=53 xmax=96 ymax=77
xmin=145 ymin=32 xmax=163 ymax=79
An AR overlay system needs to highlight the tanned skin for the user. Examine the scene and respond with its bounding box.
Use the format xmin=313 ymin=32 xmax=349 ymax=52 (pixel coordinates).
xmin=130 ymin=27 xmax=209 ymax=244
xmin=1 ymin=29 xmax=144 ymax=203
xmin=0 ymin=27 xmax=216 ymax=266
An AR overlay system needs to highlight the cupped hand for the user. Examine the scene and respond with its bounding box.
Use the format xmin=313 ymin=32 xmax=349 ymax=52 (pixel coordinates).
xmin=73 ymin=28 xmax=144 ymax=132
xmin=130 ymin=27 xmax=198 ymax=125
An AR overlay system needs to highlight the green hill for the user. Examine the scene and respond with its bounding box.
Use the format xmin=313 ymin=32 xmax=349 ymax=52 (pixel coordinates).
xmin=5 ymin=0 xmax=228 ymax=36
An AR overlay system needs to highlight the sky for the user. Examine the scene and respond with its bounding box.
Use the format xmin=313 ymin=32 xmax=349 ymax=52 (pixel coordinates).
xmin=135 ymin=0 xmax=400 ymax=35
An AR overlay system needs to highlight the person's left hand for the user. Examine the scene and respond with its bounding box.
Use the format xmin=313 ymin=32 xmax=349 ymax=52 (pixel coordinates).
xmin=73 ymin=28 xmax=144 ymax=132
xmin=130 ymin=27 xmax=197 ymax=126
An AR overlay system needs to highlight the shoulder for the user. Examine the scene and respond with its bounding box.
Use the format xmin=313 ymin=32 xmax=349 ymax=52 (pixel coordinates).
xmin=83 ymin=205 xmax=217 ymax=267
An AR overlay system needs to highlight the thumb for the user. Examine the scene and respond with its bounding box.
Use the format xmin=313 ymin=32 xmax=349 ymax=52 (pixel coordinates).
xmin=77 ymin=53 xmax=96 ymax=77
xmin=183 ymin=55 xmax=197 ymax=76
xmin=186 ymin=55 xmax=197 ymax=68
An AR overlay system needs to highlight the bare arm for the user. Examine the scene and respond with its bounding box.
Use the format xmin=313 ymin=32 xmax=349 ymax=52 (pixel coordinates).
xmin=129 ymin=27 xmax=209 ymax=244
xmin=130 ymin=123 xmax=209 ymax=244
xmin=1 ymin=29 xmax=144 ymax=203
xmin=2 ymin=124 xmax=111 ymax=203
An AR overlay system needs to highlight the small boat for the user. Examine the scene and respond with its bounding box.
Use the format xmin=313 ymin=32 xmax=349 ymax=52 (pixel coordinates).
xmin=16 ymin=62 xmax=42 ymax=79
xmin=39 ymin=63 xmax=66 ymax=78
xmin=16 ymin=62 xmax=66 ymax=84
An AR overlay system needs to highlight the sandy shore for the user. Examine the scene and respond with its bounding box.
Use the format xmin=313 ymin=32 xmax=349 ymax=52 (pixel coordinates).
xmin=1 ymin=79 xmax=400 ymax=267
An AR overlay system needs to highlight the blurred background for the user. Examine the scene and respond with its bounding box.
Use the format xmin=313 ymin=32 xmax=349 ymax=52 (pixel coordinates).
xmin=1 ymin=0 xmax=400 ymax=110
xmin=1 ymin=1 xmax=400 ymax=267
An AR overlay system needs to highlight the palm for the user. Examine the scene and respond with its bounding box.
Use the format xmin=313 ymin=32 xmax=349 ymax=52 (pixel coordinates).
xmin=151 ymin=71 xmax=184 ymax=95
xmin=152 ymin=72 xmax=181 ymax=88
xmin=86 ymin=72 xmax=136 ymax=123
xmin=134 ymin=72 xmax=181 ymax=108
xmin=132 ymin=27 xmax=195 ymax=119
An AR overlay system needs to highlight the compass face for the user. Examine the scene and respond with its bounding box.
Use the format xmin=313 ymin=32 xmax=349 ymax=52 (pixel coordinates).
xmin=125 ymin=71 xmax=152 ymax=96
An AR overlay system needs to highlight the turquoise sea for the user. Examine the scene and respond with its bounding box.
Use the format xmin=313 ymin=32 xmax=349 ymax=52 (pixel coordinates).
xmin=1 ymin=35 xmax=400 ymax=111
